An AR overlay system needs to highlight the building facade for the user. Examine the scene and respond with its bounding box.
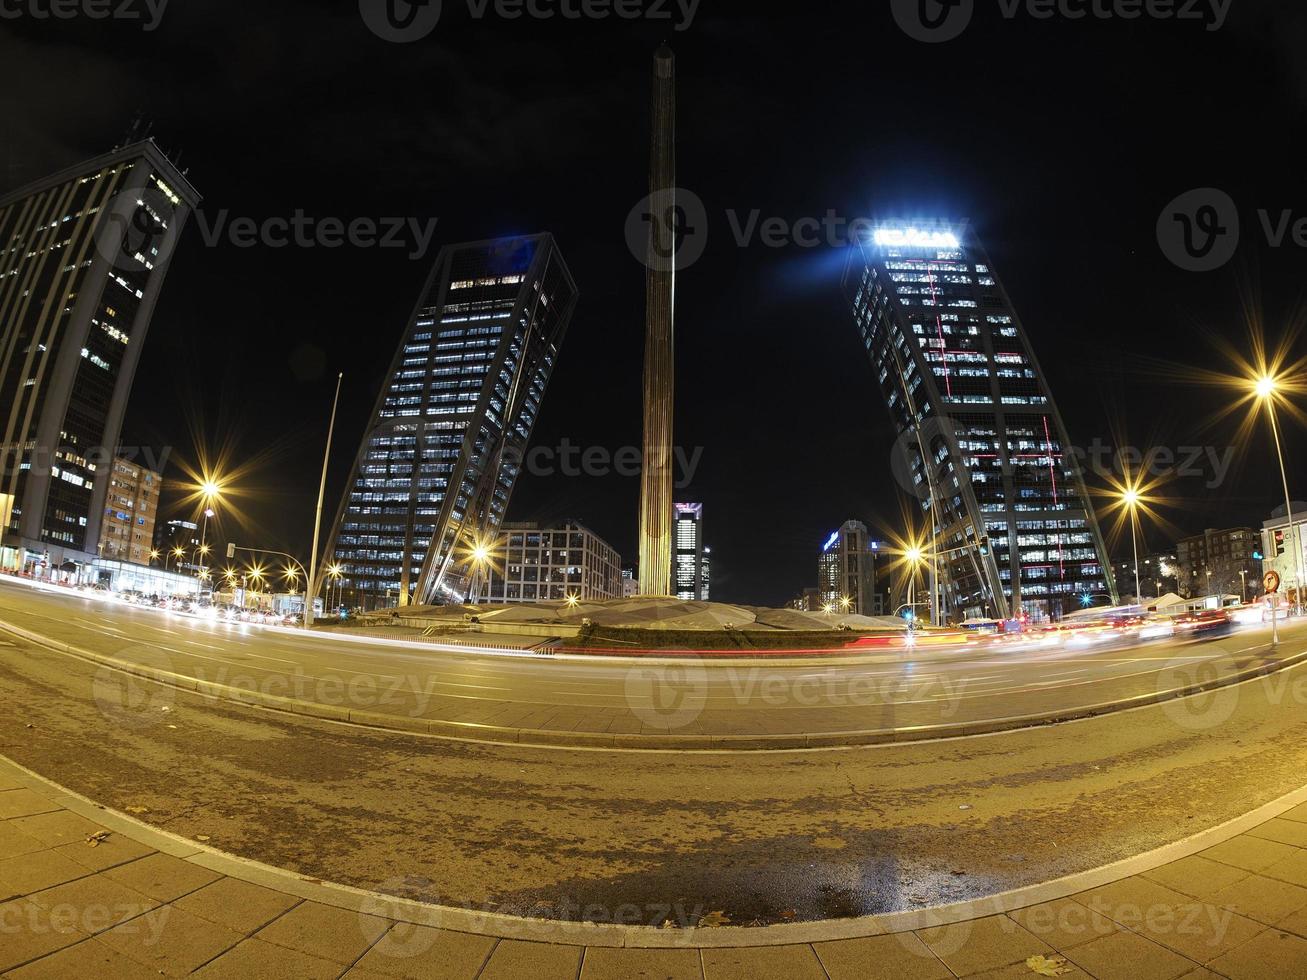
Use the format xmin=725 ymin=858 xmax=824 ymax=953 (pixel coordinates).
xmin=154 ymin=518 xmax=199 ymax=575
xmin=1261 ymin=504 xmax=1307 ymax=602
xmin=0 ymin=140 xmax=199 ymax=573
xmin=321 ymin=235 xmax=578 ymax=610
xmin=1111 ymin=551 xmax=1178 ymax=601
xmin=817 ymin=520 xmax=883 ymax=616
xmin=482 ymin=521 xmax=622 ymax=603
xmin=842 ymin=223 xmax=1114 ymax=621
xmin=673 ymin=502 xmax=709 ymax=601
xmin=97 ymin=456 xmax=161 ymax=565
xmin=1175 ymin=527 xmax=1262 ymax=600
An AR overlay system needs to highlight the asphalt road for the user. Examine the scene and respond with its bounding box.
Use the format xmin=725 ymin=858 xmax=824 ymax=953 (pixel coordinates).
xmin=0 ymin=578 xmax=1302 ymax=747
xmin=2 ymin=578 xmax=1307 ymax=925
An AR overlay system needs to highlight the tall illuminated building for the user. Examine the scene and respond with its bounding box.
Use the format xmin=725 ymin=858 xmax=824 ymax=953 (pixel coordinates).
xmin=673 ymin=502 xmax=708 ymax=601
xmin=322 ymin=235 xmax=577 ymax=609
xmin=0 ymin=139 xmax=199 ymax=571
xmin=842 ymin=224 xmax=1115 ymax=621
xmin=817 ymin=520 xmax=882 ymax=616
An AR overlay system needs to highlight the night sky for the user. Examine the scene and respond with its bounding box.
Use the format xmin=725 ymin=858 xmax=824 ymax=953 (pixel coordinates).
xmin=2 ymin=0 xmax=1305 ymax=605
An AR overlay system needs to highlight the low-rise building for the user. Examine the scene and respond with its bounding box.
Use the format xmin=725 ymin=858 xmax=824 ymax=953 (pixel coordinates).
xmin=483 ymin=520 xmax=622 ymax=603
xmin=97 ymin=458 xmax=161 ymax=565
xmin=1111 ymin=551 xmax=1178 ymax=601
xmin=1175 ymin=527 xmax=1262 ymax=601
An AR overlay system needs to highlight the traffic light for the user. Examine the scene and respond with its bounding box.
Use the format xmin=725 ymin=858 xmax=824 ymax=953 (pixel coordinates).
xmin=1275 ymin=530 xmax=1286 ymax=556
xmin=979 ymin=535 xmax=991 ymax=557
xmin=226 ymin=542 xmax=236 ymax=560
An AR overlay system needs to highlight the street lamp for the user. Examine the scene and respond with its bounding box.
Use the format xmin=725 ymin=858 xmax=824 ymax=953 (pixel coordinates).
xmin=168 ymin=546 xmax=185 ymax=572
xmin=1255 ymin=375 xmax=1306 ymax=614
xmin=904 ymin=546 xmax=924 ymax=619
xmin=1122 ymin=486 xmax=1142 ymax=603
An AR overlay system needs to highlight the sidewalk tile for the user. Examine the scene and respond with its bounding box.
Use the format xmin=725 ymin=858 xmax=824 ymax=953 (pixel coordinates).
xmin=1 ymin=938 xmax=160 ymax=979
xmin=479 ymin=939 xmax=582 ymax=980
xmin=1262 ymin=850 xmax=1307 ymax=888
xmin=814 ymin=932 xmax=952 ymax=979
xmin=1245 ymin=818 xmax=1307 ymax=848
xmin=0 ymin=789 xmax=61 ymax=820
xmin=254 ymin=899 xmax=389 ymax=965
xmin=1173 ymin=970 xmax=1224 ymax=980
xmin=0 ymin=823 xmax=44 ymax=861
xmin=1201 ymin=835 xmax=1299 ymax=873
xmin=0 ymin=898 xmax=88 ymax=973
xmin=0 ymin=848 xmax=91 ymax=895
xmin=1007 ymin=898 xmax=1121 ymax=950
xmin=102 ymin=852 xmax=221 ymax=903
xmin=701 ymin=943 xmax=826 ymax=979
xmin=1207 ymin=873 xmax=1307 ymax=925
xmin=1277 ymin=906 xmax=1307 ymax=939
xmin=579 ymin=947 xmax=702 ymax=980
xmin=1207 ymin=928 xmax=1307 ymax=979
xmin=173 ymin=877 xmax=300 ymax=934
xmin=191 ymin=937 xmax=343 ymax=979
xmin=1279 ymin=803 xmax=1307 ymax=825
xmin=52 ymin=834 xmax=155 ymax=873
xmin=1133 ymin=903 xmax=1264 ymax=965
xmin=9 ymin=811 xmax=106 ymax=848
xmin=916 ymin=914 xmax=1053 ymax=976
xmin=351 ymin=925 xmax=495 ymax=978
xmin=97 ymin=905 xmax=243 ymax=977
xmin=1064 ymin=930 xmax=1198 ymax=980
xmin=27 ymin=873 xmax=160 ymax=932
xmin=1079 ymin=875 xmax=1194 ymax=916
xmin=1142 ymin=856 xmax=1251 ymax=900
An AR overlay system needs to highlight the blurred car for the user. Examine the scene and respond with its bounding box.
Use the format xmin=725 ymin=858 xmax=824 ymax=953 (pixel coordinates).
xmin=1173 ymin=609 xmax=1232 ymax=636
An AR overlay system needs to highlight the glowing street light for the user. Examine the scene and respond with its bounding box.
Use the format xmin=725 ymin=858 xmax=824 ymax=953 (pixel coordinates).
xmin=1122 ymin=484 xmax=1143 ymax=602
xmin=1254 ymin=372 xmax=1306 ymax=615
xmin=564 ymin=592 xmax=580 ymax=610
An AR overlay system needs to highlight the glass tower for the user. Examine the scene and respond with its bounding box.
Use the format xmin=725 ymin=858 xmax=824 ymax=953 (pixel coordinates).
xmin=842 ymin=223 xmax=1115 ymax=621
xmin=323 ymin=234 xmax=577 ymax=609
xmin=673 ymin=502 xmax=708 ymax=601
xmin=0 ymin=139 xmax=199 ymax=565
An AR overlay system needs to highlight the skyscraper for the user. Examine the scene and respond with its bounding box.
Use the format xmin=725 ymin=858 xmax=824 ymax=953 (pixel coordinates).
xmin=673 ymin=502 xmax=708 ymax=601
xmin=322 ymin=235 xmax=577 ymax=609
xmin=817 ymin=520 xmax=882 ymax=616
xmin=0 ymin=139 xmax=199 ymax=571
xmin=843 ymin=223 xmax=1115 ymax=621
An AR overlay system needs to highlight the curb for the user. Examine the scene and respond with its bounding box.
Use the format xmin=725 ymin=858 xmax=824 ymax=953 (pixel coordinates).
xmin=1 ymin=615 xmax=1305 ymax=753
xmin=2 ymin=752 xmax=1305 ymax=949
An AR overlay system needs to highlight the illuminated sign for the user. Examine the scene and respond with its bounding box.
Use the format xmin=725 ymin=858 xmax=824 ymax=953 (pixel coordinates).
xmin=823 ymin=531 xmax=840 ymax=552
xmin=872 ymin=227 xmax=960 ymax=249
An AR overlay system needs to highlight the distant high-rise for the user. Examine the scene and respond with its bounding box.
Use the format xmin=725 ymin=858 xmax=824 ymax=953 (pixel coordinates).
xmin=843 ymin=223 xmax=1114 ymax=621
xmin=817 ymin=520 xmax=882 ymax=616
xmin=322 ymin=235 xmax=577 ymax=609
xmin=0 ymin=140 xmax=199 ymax=569
xmin=673 ymin=502 xmax=708 ymax=601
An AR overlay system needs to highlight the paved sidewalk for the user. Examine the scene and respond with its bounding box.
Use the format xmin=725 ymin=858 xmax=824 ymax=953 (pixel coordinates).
xmin=3 ymin=758 xmax=1307 ymax=977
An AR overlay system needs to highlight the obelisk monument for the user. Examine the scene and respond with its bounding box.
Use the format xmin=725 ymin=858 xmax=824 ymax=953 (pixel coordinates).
xmin=638 ymin=44 xmax=677 ymax=597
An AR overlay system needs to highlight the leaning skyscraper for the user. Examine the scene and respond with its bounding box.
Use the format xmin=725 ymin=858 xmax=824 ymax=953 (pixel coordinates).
xmin=0 ymin=138 xmax=199 ymax=571
xmin=842 ymin=223 xmax=1115 ymax=621
xmin=322 ymin=235 xmax=577 ymax=610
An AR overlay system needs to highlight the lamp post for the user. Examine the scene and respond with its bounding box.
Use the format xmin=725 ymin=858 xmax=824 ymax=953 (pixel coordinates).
xmin=1256 ymin=376 xmax=1305 ymax=615
xmin=306 ymin=373 xmax=344 ymax=628
xmin=1122 ymin=487 xmax=1142 ymax=604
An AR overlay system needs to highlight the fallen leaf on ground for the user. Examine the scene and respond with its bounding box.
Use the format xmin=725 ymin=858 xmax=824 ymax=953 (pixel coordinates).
xmin=699 ymin=910 xmax=731 ymax=928
xmin=85 ymin=831 xmax=111 ymax=847
xmin=125 ymin=806 xmax=149 ymax=815
xmin=195 ymin=835 xmax=211 ymax=842
xmin=779 ymin=908 xmax=797 ymax=919
xmin=1026 ymin=954 xmax=1073 ymax=976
